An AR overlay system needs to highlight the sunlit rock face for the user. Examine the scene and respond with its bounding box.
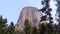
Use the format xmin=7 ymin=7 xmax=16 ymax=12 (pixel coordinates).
xmin=15 ymin=7 xmax=43 ymax=31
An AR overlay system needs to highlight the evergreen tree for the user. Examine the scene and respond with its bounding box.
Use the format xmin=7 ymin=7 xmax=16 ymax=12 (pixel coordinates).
xmin=56 ymin=0 xmax=60 ymax=24
xmin=32 ymin=27 xmax=38 ymax=34
xmin=39 ymin=0 xmax=54 ymax=34
xmin=19 ymin=31 xmax=24 ymax=34
xmin=58 ymin=22 xmax=60 ymax=34
xmin=24 ymin=19 xmax=31 ymax=34
xmin=40 ymin=0 xmax=53 ymax=24
xmin=39 ymin=23 xmax=53 ymax=34
xmin=7 ymin=21 xmax=15 ymax=34
xmin=0 ymin=15 xmax=7 ymax=34
xmin=39 ymin=23 xmax=46 ymax=34
xmin=56 ymin=0 xmax=60 ymax=34
xmin=53 ymin=24 xmax=58 ymax=34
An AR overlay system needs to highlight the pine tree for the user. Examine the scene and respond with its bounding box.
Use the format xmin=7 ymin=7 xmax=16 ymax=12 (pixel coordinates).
xmin=7 ymin=21 xmax=15 ymax=34
xmin=32 ymin=27 xmax=38 ymax=34
xmin=24 ymin=19 xmax=31 ymax=34
xmin=0 ymin=15 xmax=7 ymax=34
xmin=41 ymin=0 xmax=53 ymax=24
xmin=39 ymin=23 xmax=46 ymax=34
xmin=58 ymin=22 xmax=60 ymax=34
xmin=56 ymin=0 xmax=60 ymax=24
xmin=56 ymin=0 xmax=60 ymax=34
xmin=53 ymin=24 xmax=58 ymax=34
xmin=39 ymin=0 xmax=54 ymax=34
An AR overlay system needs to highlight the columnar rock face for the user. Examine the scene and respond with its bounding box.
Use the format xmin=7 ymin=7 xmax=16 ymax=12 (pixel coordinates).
xmin=15 ymin=7 xmax=43 ymax=31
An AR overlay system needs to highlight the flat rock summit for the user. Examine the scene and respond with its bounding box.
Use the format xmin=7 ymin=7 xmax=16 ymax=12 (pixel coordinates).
xmin=15 ymin=7 xmax=43 ymax=31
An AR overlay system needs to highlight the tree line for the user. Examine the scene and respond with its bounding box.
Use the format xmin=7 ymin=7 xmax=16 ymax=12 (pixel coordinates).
xmin=0 ymin=16 xmax=59 ymax=34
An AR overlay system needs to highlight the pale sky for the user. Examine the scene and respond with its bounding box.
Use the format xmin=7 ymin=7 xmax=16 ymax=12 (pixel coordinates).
xmin=0 ymin=0 xmax=57 ymax=25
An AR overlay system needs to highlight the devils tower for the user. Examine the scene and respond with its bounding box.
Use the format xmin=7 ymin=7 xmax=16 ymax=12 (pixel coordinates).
xmin=15 ymin=7 xmax=43 ymax=31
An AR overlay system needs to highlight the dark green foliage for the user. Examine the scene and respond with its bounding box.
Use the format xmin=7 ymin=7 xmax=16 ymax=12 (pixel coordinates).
xmin=38 ymin=23 xmax=48 ymax=34
xmin=15 ymin=31 xmax=24 ymax=34
xmin=32 ymin=27 xmax=38 ymax=34
xmin=0 ymin=15 xmax=7 ymax=34
xmin=56 ymin=0 xmax=60 ymax=34
xmin=40 ymin=16 xmax=47 ymax=22
xmin=40 ymin=0 xmax=53 ymax=24
xmin=24 ymin=19 xmax=31 ymax=34
xmin=39 ymin=23 xmax=45 ymax=34
xmin=0 ymin=16 xmax=16 ymax=34
xmin=0 ymin=15 xmax=59 ymax=34
xmin=7 ymin=21 xmax=15 ymax=34
xmin=19 ymin=31 xmax=24 ymax=34
xmin=39 ymin=0 xmax=54 ymax=34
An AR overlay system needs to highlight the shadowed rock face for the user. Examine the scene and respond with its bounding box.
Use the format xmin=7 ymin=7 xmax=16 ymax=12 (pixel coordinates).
xmin=15 ymin=7 xmax=43 ymax=31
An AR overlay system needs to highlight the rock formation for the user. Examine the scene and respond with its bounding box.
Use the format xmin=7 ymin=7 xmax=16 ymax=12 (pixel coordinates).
xmin=15 ymin=7 xmax=44 ymax=31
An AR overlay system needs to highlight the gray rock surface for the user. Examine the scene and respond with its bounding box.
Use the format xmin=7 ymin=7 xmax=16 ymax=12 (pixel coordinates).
xmin=15 ymin=7 xmax=43 ymax=31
